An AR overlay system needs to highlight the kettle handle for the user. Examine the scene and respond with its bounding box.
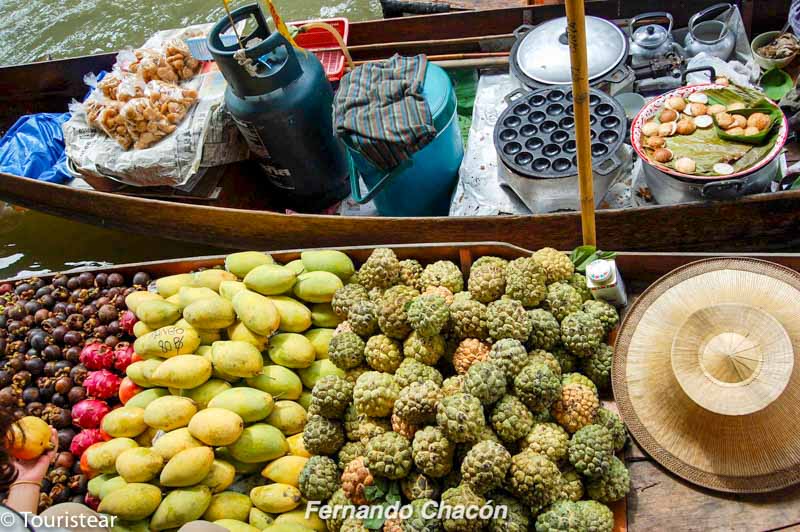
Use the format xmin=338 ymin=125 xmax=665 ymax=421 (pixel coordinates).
xmin=689 ymin=3 xmax=733 ymax=33
xmin=629 ymin=12 xmax=674 ymax=38
xmin=348 ymin=153 xmax=412 ymax=205
xmin=681 ymin=66 xmax=717 ymax=84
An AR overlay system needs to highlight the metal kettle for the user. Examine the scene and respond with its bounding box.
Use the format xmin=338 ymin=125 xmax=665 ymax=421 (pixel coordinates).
xmin=684 ymin=3 xmax=737 ymax=60
xmin=629 ymin=12 xmax=683 ymax=66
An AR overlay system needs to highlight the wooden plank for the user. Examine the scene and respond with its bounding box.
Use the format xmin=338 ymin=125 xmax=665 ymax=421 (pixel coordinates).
xmin=627 ymin=460 xmax=800 ymax=531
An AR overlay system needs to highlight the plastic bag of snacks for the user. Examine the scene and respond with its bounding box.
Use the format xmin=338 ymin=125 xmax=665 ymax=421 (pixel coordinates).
xmin=63 ymin=24 xmax=248 ymax=187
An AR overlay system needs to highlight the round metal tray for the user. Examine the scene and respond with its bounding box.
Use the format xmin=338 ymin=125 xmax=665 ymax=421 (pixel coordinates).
xmin=494 ymin=86 xmax=627 ymax=179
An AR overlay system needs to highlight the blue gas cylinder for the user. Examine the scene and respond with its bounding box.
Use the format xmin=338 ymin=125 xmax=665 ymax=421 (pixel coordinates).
xmin=208 ymin=5 xmax=349 ymax=211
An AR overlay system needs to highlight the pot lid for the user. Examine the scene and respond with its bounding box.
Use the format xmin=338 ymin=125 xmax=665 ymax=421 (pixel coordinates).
xmin=515 ymin=16 xmax=628 ymax=85
xmin=632 ymin=24 xmax=670 ymax=48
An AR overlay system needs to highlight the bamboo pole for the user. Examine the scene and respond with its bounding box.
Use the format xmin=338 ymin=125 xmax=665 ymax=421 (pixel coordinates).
xmin=564 ymin=0 xmax=596 ymax=246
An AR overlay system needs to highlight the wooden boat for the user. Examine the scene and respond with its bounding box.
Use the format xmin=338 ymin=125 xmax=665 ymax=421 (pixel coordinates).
xmin=5 ymin=240 xmax=800 ymax=530
xmin=1 ymin=1 xmax=798 ymax=253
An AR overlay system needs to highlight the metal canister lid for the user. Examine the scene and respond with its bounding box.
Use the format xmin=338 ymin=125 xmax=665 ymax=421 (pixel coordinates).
xmin=515 ymin=16 xmax=628 ymax=85
xmin=632 ymin=24 xmax=670 ymax=49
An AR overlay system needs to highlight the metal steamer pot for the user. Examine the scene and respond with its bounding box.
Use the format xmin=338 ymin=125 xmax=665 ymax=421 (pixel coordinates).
xmin=510 ymin=17 xmax=634 ymax=95
xmin=631 ymin=84 xmax=788 ymax=204
xmin=495 ymin=86 xmax=628 ymax=213
xmin=629 ymin=12 xmax=684 ymax=67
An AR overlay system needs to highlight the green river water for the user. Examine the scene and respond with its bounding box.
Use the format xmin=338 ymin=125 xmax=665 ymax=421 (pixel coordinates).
xmin=0 ymin=0 xmax=381 ymax=279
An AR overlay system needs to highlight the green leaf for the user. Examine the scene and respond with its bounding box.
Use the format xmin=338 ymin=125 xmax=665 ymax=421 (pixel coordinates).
xmin=364 ymin=515 xmax=385 ymax=530
xmin=386 ymin=481 xmax=402 ymax=504
xmin=364 ymin=484 xmax=385 ymax=502
xmin=791 ymin=176 xmax=800 ymax=190
xmin=570 ymin=245 xmax=597 ymax=266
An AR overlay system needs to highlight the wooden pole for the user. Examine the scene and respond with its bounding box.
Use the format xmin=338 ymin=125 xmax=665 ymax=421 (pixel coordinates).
xmin=564 ymin=0 xmax=597 ymax=246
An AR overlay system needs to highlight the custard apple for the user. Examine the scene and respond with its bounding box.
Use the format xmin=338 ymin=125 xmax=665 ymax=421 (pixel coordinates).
xmin=359 ymin=248 xmax=400 ymax=290
xmin=403 ymin=498 xmax=442 ymax=532
xmin=577 ymin=501 xmax=614 ymax=532
xmin=505 ymin=256 xmax=547 ymax=308
xmin=581 ymin=343 xmax=613 ymax=390
xmin=544 ymin=283 xmax=583 ymax=322
xmin=420 ymin=261 xmax=464 ymax=293
xmin=401 ymin=473 xmax=440 ymax=502
xmin=395 ymin=358 xmax=443 ymax=389
xmin=568 ymin=424 xmax=613 ymax=478
xmin=513 ymin=361 xmax=562 ymax=413
xmin=468 ymin=265 xmax=506 ymax=303
xmin=332 ymin=283 xmax=369 ymax=319
xmin=299 ymin=455 xmax=339 ymax=501
xmin=463 ymin=361 xmax=507 ymax=405
xmin=507 ymin=449 xmax=561 ymax=512
xmin=412 ymin=426 xmax=455 ymax=478
xmin=448 ymin=297 xmax=489 ymax=340
xmin=486 ymin=298 xmax=531 ymax=342
xmin=329 ymin=331 xmax=366 ymax=370
xmin=365 ymin=431 xmax=413 ymax=479
xmin=452 ymin=339 xmax=490 ymax=375
xmin=440 ymin=485 xmax=486 ymax=532
xmin=582 ymin=299 xmax=619 ymax=333
xmin=596 ymin=407 xmax=626 ymax=452
xmin=586 ymin=455 xmax=630 ymax=503
xmin=528 ymin=349 xmax=562 ymax=377
xmin=488 ymin=493 xmax=530 ymax=532
xmin=378 ymin=285 xmax=419 ymax=339
xmin=487 ymin=338 xmax=529 ymax=379
xmin=303 ymin=414 xmax=345 ymax=455
xmin=460 ymin=440 xmax=511 ymax=494
xmin=310 ymin=375 xmax=353 ymax=418
xmin=407 ymin=294 xmax=450 ymax=337
xmin=399 ymin=259 xmax=425 ymax=291
xmin=436 ymin=393 xmax=485 ymax=443
xmin=337 ymin=441 xmax=366 ymax=470
xmin=404 ymin=332 xmax=445 ymax=366
xmin=490 ymin=394 xmax=534 ymax=443
xmin=353 ymin=371 xmax=399 ymax=417
xmin=349 ymin=299 xmax=379 ymax=337
xmin=551 ymin=383 xmax=599 ymax=433
xmin=364 ymin=334 xmax=403 ymax=373
xmin=393 ymin=380 xmax=442 ymax=424
xmin=567 ymin=272 xmax=593 ymax=302
xmin=561 ymin=311 xmax=604 ymax=357
xmin=521 ymin=422 xmax=569 ymax=464
xmin=527 ymin=309 xmax=562 ymax=351
xmin=533 ymin=247 xmax=575 ymax=284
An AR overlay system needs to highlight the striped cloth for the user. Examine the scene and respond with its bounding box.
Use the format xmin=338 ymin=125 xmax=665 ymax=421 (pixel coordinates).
xmin=334 ymin=54 xmax=437 ymax=171
xmin=791 ymin=0 xmax=800 ymax=37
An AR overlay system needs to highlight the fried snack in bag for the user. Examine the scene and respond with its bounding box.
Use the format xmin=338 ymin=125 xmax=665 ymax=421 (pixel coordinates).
xmin=86 ymin=99 xmax=134 ymax=150
xmin=120 ymin=98 xmax=178 ymax=150
xmin=145 ymin=81 xmax=198 ymax=124
xmin=164 ymin=39 xmax=201 ymax=80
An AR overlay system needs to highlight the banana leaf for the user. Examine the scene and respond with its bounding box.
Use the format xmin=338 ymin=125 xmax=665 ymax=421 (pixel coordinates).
xmin=704 ymin=85 xmax=766 ymax=107
xmin=714 ymin=104 xmax=782 ymax=146
xmin=649 ymin=127 xmax=753 ymax=176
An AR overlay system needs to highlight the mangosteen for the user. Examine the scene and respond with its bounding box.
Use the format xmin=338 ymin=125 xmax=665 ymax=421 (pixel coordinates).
xmin=0 ymin=387 xmax=17 ymax=407
xmin=107 ymin=321 xmax=120 ymax=336
xmin=21 ymin=315 xmax=34 ymax=328
xmin=34 ymin=286 xmax=51 ymax=298
xmin=108 ymin=287 xmax=123 ymax=299
xmin=67 ymin=386 xmax=86 ymax=404
xmin=0 ymin=315 xmax=6 ymax=330
xmin=38 ymin=294 xmax=55 ymax=309
xmin=0 ymin=370 xmax=11 ymax=388
xmin=52 ymin=275 xmax=68 ymax=288
xmin=7 ymin=304 xmax=26 ymax=321
xmin=70 ymin=365 xmax=88 ymax=385
xmin=43 ymin=345 xmax=61 ymax=361
xmin=14 ymin=283 xmax=31 ymax=296
xmin=13 ymin=371 xmax=31 ymax=387
xmin=57 ymin=428 xmax=76 ymax=451
xmin=52 ymin=287 xmax=70 ymax=302
xmin=30 ymin=279 xmax=44 ymax=290
xmin=13 ymin=409 xmax=25 ymax=420
xmin=65 ymin=314 xmax=84 ymax=331
xmin=43 ymin=361 xmax=58 ymax=377
xmin=77 ymin=273 xmax=94 ymax=289
xmin=23 ymin=357 xmax=44 ymax=376
xmin=97 ymin=304 xmax=117 ymax=324
xmin=41 ymin=317 xmax=58 ymax=333
xmin=40 ymin=479 xmax=52 ymax=494
xmin=65 ymin=303 xmax=78 ymax=316
xmin=64 ymin=346 xmax=80 ymax=363
xmin=66 ymin=277 xmax=79 ymax=291
xmin=49 ymin=484 xmax=70 ymax=504
xmin=6 ymin=355 xmax=24 ymax=372
xmin=33 ymin=309 xmax=50 ymax=325
xmin=63 ymin=331 xmax=82 ymax=346
xmin=25 ymin=402 xmax=44 ymax=417
xmin=50 ymin=394 xmax=67 ymax=408
xmin=54 ymin=377 xmax=72 ymax=395
xmin=94 ymin=273 xmax=108 ymax=288
xmin=52 ymin=325 xmax=68 ymax=344
xmin=68 ymin=474 xmax=87 ymax=495
xmin=106 ymin=273 xmax=124 ymax=288
xmin=81 ymin=304 xmax=96 ymax=319
xmin=29 ymin=332 xmax=47 ymax=352
xmin=21 ymin=387 xmax=40 ymax=404
xmin=0 ymin=338 xmax=5 ymax=356
xmin=7 ymin=320 xmax=27 ymax=336
xmin=54 ymin=452 xmax=74 ymax=470
xmin=104 ymin=336 xmax=119 ymax=348
xmin=132 ymin=272 xmax=150 ymax=287
xmin=93 ymin=325 xmax=108 ymax=339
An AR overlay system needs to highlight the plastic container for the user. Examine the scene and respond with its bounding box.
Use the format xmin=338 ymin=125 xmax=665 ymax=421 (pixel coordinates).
xmin=207 ymin=4 xmax=350 ymax=212
xmin=289 ymin=18 xmax=349 ymax=82
xmin=346 ymin=64 xmax=464 ymax=217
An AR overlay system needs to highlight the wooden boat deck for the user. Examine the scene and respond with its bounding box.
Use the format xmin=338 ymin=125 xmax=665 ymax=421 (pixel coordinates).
xmin=5 ymin=244 xmax=800 ymax=530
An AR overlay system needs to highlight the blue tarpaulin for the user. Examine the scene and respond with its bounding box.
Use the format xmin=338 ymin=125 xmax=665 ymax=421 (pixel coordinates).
xmin=0 ymin=112 xmax=73 ymax=184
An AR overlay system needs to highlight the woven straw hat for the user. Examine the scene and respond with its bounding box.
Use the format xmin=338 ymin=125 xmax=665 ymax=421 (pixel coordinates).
xmin=613 ymin=258 xmax=800 ymax=493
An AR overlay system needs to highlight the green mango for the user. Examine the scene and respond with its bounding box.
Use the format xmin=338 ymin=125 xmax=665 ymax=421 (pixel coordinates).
xmin=226 ymin=251 xmax=275 ymax=278
xmin=246 ymin=366 xmax=302 ymax=400
xmin=98 ymin=476 xmax=127 ymax=500
xmin=296 ymin=359 xmax=344 ymax=389
xmin=143 ymin=396 xmax=197 ymax=431
xmin=297 ymin=391 xmax=312 ymax=411
xmin=126 ymin=359 xmax=162 ymax=388
xmin=228 ymin=321 xmax=268 ymax=350
xmin=293 ymin=272 xmax=343 ymax=304
xmin=134 ymin=324 xmax=201 ymax=359
xmin=215 ymin=448 xmax=264 ymax=474
xmin=115 ymin=447 xmax=164 ymax=483
xmin=212 ymin=341 xmax=264 ymax=378
xmin=160 ymin=446 xmax=215 ymax=487
xmin=310 ymin=303 xmax=340 ymax=328
xmin=99 ymin=483 xmax=162 ymax=521
xmin=132 ymin=321 xmax=153 ymax=338
xmin=265 ymin=401 xmax=306 ymax=435
xmin=193 ymin=269 xmax=238 ymax=291
xmin=178 ymin=286 xmax=220 ymax=309
xmin=203 ymin=491 xmax=253 ymax=522
xmin=284 ymin=260 xmax=306 ymax=276
xmin=208 ymin=387 xmax=274 ymax=423
xmin=201 ymin=459 xmax=237 ymax=494
xmin=136 ymin=299 xmax=181 ymax=329
xmin=220 ymin=280 xmax=248 ymax=301
xmin=250 ymin=484 xmax=301 ymax=513
xmin=149 ymin=486 xmax=212 ymax=531
xmin=172 ymin=379 xmax=232 ymax=409
xmin=268 ymin=297 xmax=312 ymax=333
xmin=188 ymin=408 xmax=244 ymax=446
xmin=102 ymin=407 xmax=147 ymax=438
xmin=304 ymin=329 xmax=334 ymax=359
xmin=150 ymin=354 xmax=211 ymax=389
xmin=126 ymin=388 xmax=169 ymax=409
xmin=300 ymin=250 xmax=355 ymax=281
xmin=125 ymin=291 xmax=164 ymax=314
xmin=233 ymin=290 xmax=281 ymax=336
xmin=184 ymin=296 xmax=236 ymax=329
xmin=86 ymin=438 xmax=138 ymax=474
xmin=152 ymin=427 xmax=202 ymax=461
xmin=244 ymin=264 xmax=297 ymax=296
xmin=249 ymin=507 xmax=275 ymax=529
xmin=268 ymin=334 xmax=315 ymax=369
xmin=155 ymin=273 xmax=195 ymax=298
xmin=215 ymin=520 xmax=261 ymax=532
xmin=228 ymin=424 xmax=288 ymax=463
xmin=87 ymin=473 xmax=112 ymax=497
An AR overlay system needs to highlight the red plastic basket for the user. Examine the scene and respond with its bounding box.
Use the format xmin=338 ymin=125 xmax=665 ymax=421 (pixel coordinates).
xmin=289 ymin=18 xmax=350 ymax=82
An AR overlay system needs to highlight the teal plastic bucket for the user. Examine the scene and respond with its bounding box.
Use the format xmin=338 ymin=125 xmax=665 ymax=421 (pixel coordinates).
xmin=346 ymin=64 xmax=464 ymax=216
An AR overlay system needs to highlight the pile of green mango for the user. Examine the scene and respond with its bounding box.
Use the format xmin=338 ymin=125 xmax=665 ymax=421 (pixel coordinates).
xmin=93 ymin=250 xmax=352 ymax=532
